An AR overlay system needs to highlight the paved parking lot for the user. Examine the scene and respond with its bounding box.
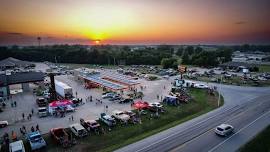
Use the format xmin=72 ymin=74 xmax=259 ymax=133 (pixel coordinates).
xmin=0 ymin=69 xmax=172 ymax=138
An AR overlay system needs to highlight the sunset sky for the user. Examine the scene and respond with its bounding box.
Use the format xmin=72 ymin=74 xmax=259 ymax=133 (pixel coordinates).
xmin=0 ymin=0 xmax=270 ymax=45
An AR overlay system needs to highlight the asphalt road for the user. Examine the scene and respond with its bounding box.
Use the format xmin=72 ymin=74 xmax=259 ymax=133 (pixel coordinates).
xmin=115 ymin=83 xmax=270 ymax=152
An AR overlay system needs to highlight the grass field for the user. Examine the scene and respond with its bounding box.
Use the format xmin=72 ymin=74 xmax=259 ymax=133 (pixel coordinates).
xmin=259 ymin=65 xmax=270 ymax=73
xmin=239 ymin=125 xmax=270 ymax=152
xmin=37 ymin=88 xmax=223 ymax=152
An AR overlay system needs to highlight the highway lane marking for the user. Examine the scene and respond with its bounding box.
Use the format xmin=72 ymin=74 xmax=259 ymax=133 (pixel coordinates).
xmin=127 ymin=95 xmax=269 ymax=152
xmin=169 ymin=108 xmax=246 ymax=152
xmin=134 ymin=105 xmax=241 ymax=152
xmin=169 ymin=127 xmax=214 ymax=152
xmin=208 ymin=109 xmax=270 ymax=152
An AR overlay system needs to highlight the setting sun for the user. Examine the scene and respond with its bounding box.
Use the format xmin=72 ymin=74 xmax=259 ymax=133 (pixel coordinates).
xmin=94 ymin=40 xmax=100 ymax=45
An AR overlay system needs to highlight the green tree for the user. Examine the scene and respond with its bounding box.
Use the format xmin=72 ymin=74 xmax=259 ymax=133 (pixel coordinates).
xmin=182 ymin=51 xmax=190 ymax=64
xmin=161 ymin=58 xmax=178 ymax=69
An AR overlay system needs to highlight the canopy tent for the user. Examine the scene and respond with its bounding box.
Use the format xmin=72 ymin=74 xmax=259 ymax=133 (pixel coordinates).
xmin=132 ymin=100 xmax=149 ymax=110
xmin=48 ymin=100 xmax=73 ymax=114
xmin=163 ymin=95 xmax=179 ymax=106
xmin=49 ymin=100 xmax=73 ymax=107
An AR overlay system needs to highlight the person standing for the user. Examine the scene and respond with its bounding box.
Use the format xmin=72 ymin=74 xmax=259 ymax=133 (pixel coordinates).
xmin=31 ymin=126 xmax=35 ymax=132
xmin=31 ymin=109 xmax=34 ymax=115
xmin=22 ymin=125 xmax=26 ymax=132
xmin=36 ymin=124 xmax=39 ymax=131
xmin=14 ymin=101 xmax=17 ymax=107
xmin=71 ymin=115 xmax=74 ymax=121
xmin=22 ymin=113 xmax=25 ymax=120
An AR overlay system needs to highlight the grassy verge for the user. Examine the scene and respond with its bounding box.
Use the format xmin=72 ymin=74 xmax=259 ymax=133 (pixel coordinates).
xmin=259 ymin=65 xmax=270 ymax=73
xmin=239 ymin=125 xmax=270 ymax=152
xmin=41 ymin=88 xmax=223 ymax=152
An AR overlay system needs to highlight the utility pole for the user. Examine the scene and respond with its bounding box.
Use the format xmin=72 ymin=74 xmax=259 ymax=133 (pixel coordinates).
xmin=37 ymin=37 xmax=41 ymax=48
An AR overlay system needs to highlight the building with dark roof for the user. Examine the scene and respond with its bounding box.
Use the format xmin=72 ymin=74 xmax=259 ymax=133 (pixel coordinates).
xmin=0 ymin=57 xmax=35 ymax=70
xmin=0 ymin=71 xmax=44 ymax=98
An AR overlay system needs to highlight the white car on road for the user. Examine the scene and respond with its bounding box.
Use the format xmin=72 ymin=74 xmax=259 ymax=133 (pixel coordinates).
xmin=215 ymin=124 xmax=234 ymax=136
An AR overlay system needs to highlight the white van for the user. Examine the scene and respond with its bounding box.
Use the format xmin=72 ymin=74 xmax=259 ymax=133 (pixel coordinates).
xmin=69 ymin=123 xmax=88 ymax=137
xmin=9 ymin=140 xmax=25 ymax=152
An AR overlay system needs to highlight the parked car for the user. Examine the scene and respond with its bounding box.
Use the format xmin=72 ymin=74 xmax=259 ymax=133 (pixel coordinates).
xmin=119 ymin=98 xmax=134 ymax=104
xmin=112 ymin=110 xmax=130 ymax=122
xmin=258 ymin=76 xmax=267 ymax=81
xmin=102 ymin=93 xmax=116 ymax=99
xmin=36 ymin=97 xmax=47 ymax=107
xmin=194 ymin=84 xmax=209 ymax=89
xmin=38 ymin=107 xmax=48 ymax=117
xmin=149 ymin=102 xmax=163 ymax=108
xmin=80 ymin=119 xmax=101 ymax=132
xmin=109 ymin=95 xmax=122 ymax=101
xmin=99 ymin=113 xmax=116 ymax=127
xmin=66 ymin=105 xmax=75 ymax=112
xmin=50 ymin=128 xmax=68 ymax=145
xmin=148 ymin=104 xmax=164 ymax=112
xmin=215 ymin=124 xmax=234 ymax=136
xmin=0 ymin=120 xmax=8 ymax=128
xmin=27 ymin=131 xmax=46 ymax=151
xmin=124 ymin=110 xmax=136 ymax=117
xmin=9 ymin=140 xmax=25 ymax=152
xmin=69 ymin=123 xmax=88 ymax=138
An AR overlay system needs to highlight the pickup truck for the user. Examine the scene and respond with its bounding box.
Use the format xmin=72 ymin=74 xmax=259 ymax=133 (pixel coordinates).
xmin=50 ymin=128 xmax=68 ymax=146
xmin=38 ymin=107 xmax=48 ymax=117
xmin=9 ymin=140 xmax=25 ymax=152
xmin=69 ymin=123 xmax=88 ymax=138
xmin=80 ymin=119 xmax=101 ymax=133
xmin=36 ymin=98 xmax=47 ymax=107
xmin=27 ymin=131 xmax=46 ymax=151
xmin=99 ymin=113 xmax=116 ymax=127
xmin=112 ymin=110 xmax=130 ymax=122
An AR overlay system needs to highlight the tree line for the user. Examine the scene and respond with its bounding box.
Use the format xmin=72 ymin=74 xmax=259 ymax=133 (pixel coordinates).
xmin=0 ymin=45 xmax=173 ymax=65
xmin=161 ymin=46 xmax=233 ymax=69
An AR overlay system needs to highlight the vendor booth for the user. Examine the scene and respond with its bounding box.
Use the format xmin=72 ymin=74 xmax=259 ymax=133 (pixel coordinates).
xmin=48 ymin=100 xmax=74 ymax=115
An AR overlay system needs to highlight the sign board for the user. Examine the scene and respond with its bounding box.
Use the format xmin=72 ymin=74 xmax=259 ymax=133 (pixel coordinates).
xmin=178 ymin=65 xmax=187 ymax=73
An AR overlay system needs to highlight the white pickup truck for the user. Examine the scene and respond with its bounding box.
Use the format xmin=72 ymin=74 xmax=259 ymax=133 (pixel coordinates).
xmin=112 ymin=110 xmax=130 ymax=122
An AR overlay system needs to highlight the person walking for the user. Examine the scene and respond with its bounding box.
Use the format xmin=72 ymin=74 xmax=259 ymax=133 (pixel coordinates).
xmin=36 ymin=124 xmax=39 ymax=131
xmin=22 ymin=113 xmax=25 ymax=120
xmin=19 ymin=128 xmax=23 ymax=135
xmin=22 ymin=125 xmax=26 ymax=132
xmin=31 ymin=126 xmax=35 ymax=132
xmin=71 ymin=115 xmax=74 ymax=121
xmin=14 ymin=101 xmax=16 ymax=107
xmin=31 ymin=109 xmax=34 ymax=115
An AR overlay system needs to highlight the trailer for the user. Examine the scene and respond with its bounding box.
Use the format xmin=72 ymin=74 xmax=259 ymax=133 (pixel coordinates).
xmin=54 ymin=80 xmax=73 ymax=99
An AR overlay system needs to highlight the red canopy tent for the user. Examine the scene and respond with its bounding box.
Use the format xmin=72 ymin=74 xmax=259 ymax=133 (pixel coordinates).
xmin=49 ymin=100 xmax=73 ymax=107
xmin=132 ymin=100 xmax=149 ymax=110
